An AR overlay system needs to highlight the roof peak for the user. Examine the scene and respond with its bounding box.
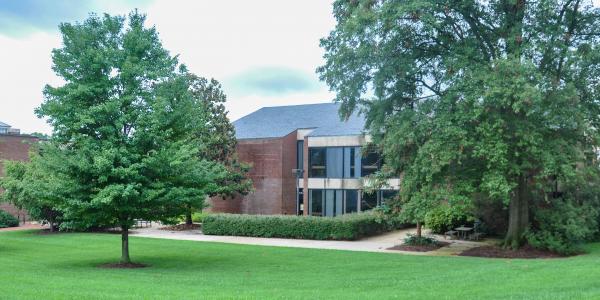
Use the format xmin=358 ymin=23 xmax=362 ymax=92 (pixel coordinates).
xmin=233 ymin=102 xmax=364 ymax=139
xmin=259 ymin=102 xmax=338 ymax=109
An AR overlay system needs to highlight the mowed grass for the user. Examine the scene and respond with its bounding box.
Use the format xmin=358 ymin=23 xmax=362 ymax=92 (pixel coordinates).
xmin=1 ymin=231 xmax=600 ymax=300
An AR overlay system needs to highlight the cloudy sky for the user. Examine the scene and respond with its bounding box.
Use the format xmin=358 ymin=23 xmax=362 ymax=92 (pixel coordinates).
xmin=0 ymin=0 xmax=336 ymax=134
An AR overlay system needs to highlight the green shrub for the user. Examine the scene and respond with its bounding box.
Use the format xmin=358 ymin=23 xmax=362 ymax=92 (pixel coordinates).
xmin=192 ymin=211 xmax=208 ymax=223
xmin=0 ymin=210 xmax=19 ymax=228
xmin=425 ymin=205 xmax=474 ymax=234
xmin=526 ymin=197 xmax=598 ymax=255
xmin=403 ymin=233 xmax=439 ymax=246
xmin=202 ymin=212 xmax=404 ymax=240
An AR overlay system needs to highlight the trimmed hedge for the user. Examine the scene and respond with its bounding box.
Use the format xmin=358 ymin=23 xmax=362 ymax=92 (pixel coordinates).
xmin=202 ymin=212 xmax=404 ymax=240
xmin=0 ymin=210 xmax=19 ymax=228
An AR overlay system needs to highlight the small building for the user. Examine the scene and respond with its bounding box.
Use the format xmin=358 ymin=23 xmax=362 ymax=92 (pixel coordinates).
xmin=0 ymin=121 xmax=38 ymax=221
xmin=209 ymin=103 xmax=399 ymax=216
xmin=0 ymin=121 xmax=20 ymax=135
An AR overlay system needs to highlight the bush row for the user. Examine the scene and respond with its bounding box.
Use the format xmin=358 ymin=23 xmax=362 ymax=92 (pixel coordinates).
xmin=202 ymin=212 xmax=404 ymax=240
xmin=0 ymin=210 xmax=19 ymax=228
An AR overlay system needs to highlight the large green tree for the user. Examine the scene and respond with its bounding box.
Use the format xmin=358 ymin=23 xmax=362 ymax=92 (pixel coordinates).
xmin=36 ymin=12 xmax=228 ymax=264
xmin=318 ymin=0 xmax=600 ymax=247
xmin=182 ymin=73 xmax=251 ymax=225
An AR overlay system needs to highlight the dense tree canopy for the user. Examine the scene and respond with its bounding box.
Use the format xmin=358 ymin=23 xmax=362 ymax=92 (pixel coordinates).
xmin=318 ymin=0 xmax=600 ymax=248
xmin=34 ymin=11 xmax=236 ymax=264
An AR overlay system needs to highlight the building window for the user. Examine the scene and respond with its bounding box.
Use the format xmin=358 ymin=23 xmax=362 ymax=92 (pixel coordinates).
xmin=309 ymin=148 xmax=326 ymax=177
xmin=326 ymin=148 xmax=344 ymax=178
xmin=297 ymin=188 xmax=304 ymax=215
xmin=360 ymin=190 xmax=398 ymax=211
xmin=345 ymin=190 xmax=358 ymax=213
xmin=310 ymin=189 xmax=323 ymax=216
xmin=380 ymin=190 xmax=398 ymax=204
xmin=361 ymin=151 xmax=381 ymax=176
xmin=310 ymin=146 xmax=362 ymax=178
xmin=309 ymin=189 xmax=360 ymax=217
xmin=296 ymin=140 xmax=304 ymax=170
xmin=324 ymin=189 xmax=343 ymax=217
xmin=361 ymin=191 xmax=378 ymax=211
xmin=343 ymin=147 xmax=361 ymax=178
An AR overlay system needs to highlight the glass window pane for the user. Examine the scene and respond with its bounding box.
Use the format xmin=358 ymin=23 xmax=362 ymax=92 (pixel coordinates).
xmin=309 ymin=148 xmax=326 ymax=177
xmin=361 ymin=191 xmax=378 ymax=211
xmin=354 ymin=147 xmax=362 ymax=178
xmin=345 ymin=190 xmax=358 ymax=213
xmin=380 ymin=190 xmax=398 ymax=204
xmin=335 ymin=190 xmax=343 ymax=216
xmin=343 ymin=147 xmax=352 ymax=178
xmin=325 ymin=190 xmax=335 ymax=217
xmin=326 ymin=148 xmax=343 ymax=178
xmin=297 ymin=141 xmax=304 ymax=170
xmin=361 ymin=151 xmax=380 ymax=176
xmin=343 ymin=147 xmax=360 ymax=178
xmin=310 ymin=189 xmax=323 ymax=216
xmin=297 ymin=188 xmax=304 ymax=215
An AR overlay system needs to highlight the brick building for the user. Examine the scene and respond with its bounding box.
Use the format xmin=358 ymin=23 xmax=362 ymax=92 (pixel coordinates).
xmin=0 ymin=122 xmax=39 ymax=221
xmin=209 ymin=103 xmax=400 ymax=216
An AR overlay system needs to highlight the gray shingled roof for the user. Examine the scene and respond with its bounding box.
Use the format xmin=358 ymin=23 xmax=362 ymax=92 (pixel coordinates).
xmin=233 ymin=103 xmax=366 ymax=139
xmin=0 ymin=121 xmax=10 ymax=128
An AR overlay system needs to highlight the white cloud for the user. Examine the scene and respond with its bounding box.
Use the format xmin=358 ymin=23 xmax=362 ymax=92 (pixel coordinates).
xmin=143 ymin=0 xmax=336 ymax=121
xmin=0 ymin=0 xmax=336 ymax=133
xmin=0 ymin=32 xmax=62 ymax=134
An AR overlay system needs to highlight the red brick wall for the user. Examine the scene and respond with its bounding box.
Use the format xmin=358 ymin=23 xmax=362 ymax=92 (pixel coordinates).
xmin=280 ymin=131 xmax=298 ymax=215
xmin=209 ymin=131 xmax=298 ymax=215
xmin=0 ymin=134 xmax=39 ymax=220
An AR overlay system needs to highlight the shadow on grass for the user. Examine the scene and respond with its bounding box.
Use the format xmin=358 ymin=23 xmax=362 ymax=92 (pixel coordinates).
xmin=47 ymin=253 xmax=236 ymax=272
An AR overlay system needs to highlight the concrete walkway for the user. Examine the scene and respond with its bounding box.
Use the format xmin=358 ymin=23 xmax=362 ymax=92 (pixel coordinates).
xmin=131 ymin=224 xmax=491 ymax=256
xmin=0 ymin=222 xmax=46 ymax=232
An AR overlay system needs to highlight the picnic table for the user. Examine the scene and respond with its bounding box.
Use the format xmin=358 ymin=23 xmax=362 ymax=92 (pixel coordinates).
xmin=455 ymin=226 xmax=473 ymax=240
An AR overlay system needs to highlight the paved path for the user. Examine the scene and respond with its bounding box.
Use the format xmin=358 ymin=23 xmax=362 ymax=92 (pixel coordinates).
xmin=131 ymin=224 xmax=490 ymax=256
xmin=0 ymin=223 xmax=46 ymax=232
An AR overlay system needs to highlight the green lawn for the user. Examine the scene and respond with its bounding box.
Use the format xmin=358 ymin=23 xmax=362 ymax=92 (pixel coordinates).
xmin=1 ymin=231 xmax=599 ymax=299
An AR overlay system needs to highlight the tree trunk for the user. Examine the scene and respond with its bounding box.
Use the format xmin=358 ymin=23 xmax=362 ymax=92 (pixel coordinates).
xmin=185 ymin=204 xmax=193 ymax=225
xmin=416 ymin=222 xmax=422 ymax=238
xmin=121 ymin=225 xmax=131 ymax=264
xmin=49 ymin=215 xmax=55 ymax=233
xmin=504 ymin=175 xmax=530 ymax=249
xmin=185 ymin=212 xmax=193 ymax=225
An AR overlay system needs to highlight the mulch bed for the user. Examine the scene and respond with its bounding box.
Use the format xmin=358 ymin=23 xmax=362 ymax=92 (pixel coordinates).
xmin=98 ymin=262 xmax=149 ymax=269
xmin=459 ymin=245 xmax=565 ymax=259
xmin=388 ymin=241 xmax=450 ymax=252
xmin=159 ymin=223 xmax=201 ymax=231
